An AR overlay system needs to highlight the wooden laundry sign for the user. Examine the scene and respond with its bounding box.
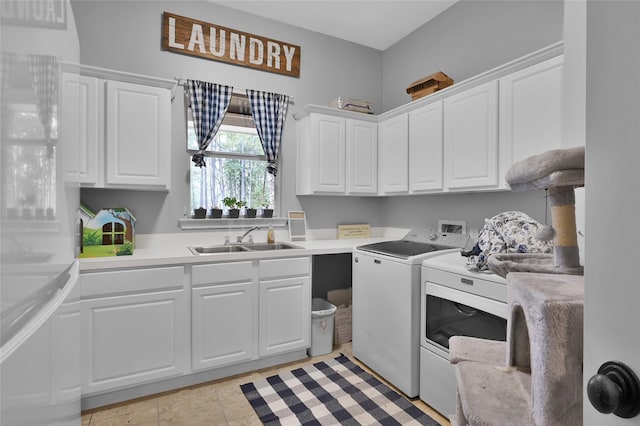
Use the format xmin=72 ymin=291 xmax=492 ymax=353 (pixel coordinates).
xmin=162 ymin=12 xmax=301 ymax=78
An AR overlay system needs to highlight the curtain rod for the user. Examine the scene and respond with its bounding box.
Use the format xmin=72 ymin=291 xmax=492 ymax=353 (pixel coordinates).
xmin=173 ymin=77 xmax=294 ymax=103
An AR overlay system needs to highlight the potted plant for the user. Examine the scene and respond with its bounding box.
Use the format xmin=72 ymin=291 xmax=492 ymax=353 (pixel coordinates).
xmin=210 ymin=206 xmax=223 ymax=219
xmin=194 ymin=207 xmax=207 ymax=219
xmin=223 ymin=197 xmax=240 ymax=218
xmin=261 ymin=202 xmax=273 ymax=218
xmin=245 ymin=205 xmax=257 ymax=218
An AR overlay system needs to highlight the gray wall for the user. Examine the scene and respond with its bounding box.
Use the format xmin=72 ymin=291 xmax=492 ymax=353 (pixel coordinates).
xmin=72 ymin=0 xmax=383 ymax=234
xmin=380 ymin=190 xmax=548 ymax=235
xmin=382 ymin=0 xmax=564 ymax=111
xmin=73 ymin=0 xmax=562 ymax=235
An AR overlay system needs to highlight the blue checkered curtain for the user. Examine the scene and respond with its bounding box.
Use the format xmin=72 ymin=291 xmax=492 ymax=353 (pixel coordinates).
xmin=187 ymin=80 xmax=233 ymax=167
xmin=29 ymin=55 xmax=58 ymax=156
xmin=246 ymin=89 xmax=289 ymax=176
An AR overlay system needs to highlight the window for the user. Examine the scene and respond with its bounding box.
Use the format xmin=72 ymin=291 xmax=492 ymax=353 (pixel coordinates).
xmin=187 ymin=94 xmax=274 ymax=215
xmin=3 ymin=103 xmax=58 ymax=220
xmin=102 ymin=222 xmax=125 ymax=245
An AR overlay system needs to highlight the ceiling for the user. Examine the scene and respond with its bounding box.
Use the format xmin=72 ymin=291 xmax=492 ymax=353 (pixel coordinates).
xmin=211 ymin=1 xmax=459 ymax=51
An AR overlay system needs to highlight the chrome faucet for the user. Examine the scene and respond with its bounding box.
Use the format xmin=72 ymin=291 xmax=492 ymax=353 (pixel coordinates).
xmin=237 ymin=226 xmax=259 ymax=243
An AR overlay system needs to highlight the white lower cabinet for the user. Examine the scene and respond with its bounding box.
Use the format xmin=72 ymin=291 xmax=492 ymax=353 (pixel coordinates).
xmin=80 ymin=266 xmax=186 ymax=395
xmin=259 ymin=258 xmax=311 ymax=357
xmin=192 ymin=257 xmax=310 ymax=363
xmin=80 ymin=257 xmax=311 ymax=398
xmin=191 ymin=261 xmax=256 ymax=370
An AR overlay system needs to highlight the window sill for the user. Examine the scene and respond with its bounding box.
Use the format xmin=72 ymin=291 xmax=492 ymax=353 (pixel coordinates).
xmin=179 ymin=217 xmax=288 ymax=230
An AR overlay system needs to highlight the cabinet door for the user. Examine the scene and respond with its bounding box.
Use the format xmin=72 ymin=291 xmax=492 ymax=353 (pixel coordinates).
xmin=378 ymin=113 xmax=409 ymax=194
xmin=409 ymin=101 xmax=444 ymax=193
xmin=347 ymin=119 xmax=378 ymax=194
xmin=444 ymin=81 xmax=499 ymax=190
xmin=82 ymin=289 xmax=187 ymax=394
xmin=105 ymin=81 xmax=171 ymax=190
xmin=499 ymin=55 xmax=564 ymax=188
xmin=61 ymin=74 xmax=103 ymax=186
xmin=259 ymin=276 xmax=310 ymax=357
xmin=192 ymin=281 xmax=256 ymax=370
xmin=311 ymin=114 xmax=346 ymax=193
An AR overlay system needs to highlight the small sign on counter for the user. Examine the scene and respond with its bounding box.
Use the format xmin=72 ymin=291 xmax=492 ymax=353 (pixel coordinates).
xmin=337 ymin=224 xmax=370 ymax=239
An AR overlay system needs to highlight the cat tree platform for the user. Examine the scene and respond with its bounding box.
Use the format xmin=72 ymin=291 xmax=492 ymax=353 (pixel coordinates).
xmin=450 ymin=272 xmax=584 ymax=426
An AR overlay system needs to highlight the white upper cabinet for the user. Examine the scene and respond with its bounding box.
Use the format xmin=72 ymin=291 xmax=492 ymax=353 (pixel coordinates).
xmin=294 ymin=44 xmax=563 ymax=197
xmin=310 ymin=113 xmax=346 ymax=193
xmin=61 ymin=73 xmax=102 ymax=185
xmin=68 ymin=67 xmax=173 ymax=191
xmin=409 ymin=101 xmax=444 ymax=193
xmin=105 ymin=80 xmax=171 ymax=190
xmin=378 ymin=113 xmax=409 ymax=194
xmin=498 ymin=55 xmax=564 ymax=188
xmin=346 ymin=120 xmax=378 ymax=194
xmin=443 ymin=81 xmax=499 ymax=190
xmin=296 ymin=108 xmax=377 ymax=195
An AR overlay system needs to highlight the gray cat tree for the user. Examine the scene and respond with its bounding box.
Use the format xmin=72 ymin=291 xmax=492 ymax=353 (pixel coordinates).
xmin=488 ymin=146 xmax=584 ymax=277
xmin=449 ymin=147 xmax=585 ymax=425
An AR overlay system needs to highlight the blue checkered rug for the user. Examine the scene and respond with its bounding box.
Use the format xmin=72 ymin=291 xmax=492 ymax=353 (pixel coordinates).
xmin=240 ymin=354 xmax=439 ymax=425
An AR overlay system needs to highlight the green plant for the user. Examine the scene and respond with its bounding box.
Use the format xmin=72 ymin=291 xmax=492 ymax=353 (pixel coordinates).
xmin=115 ymin=241 xmax=134 ymax=256
xmin=222 ymin=197 xmax=237 ymax=209
xmin=223 ymin=197 xmax=248 ymax=209
xmin=256 ymin=194 xmax=270 ymax=209
xmin=83 ymin=229 xmax=102 ymax=246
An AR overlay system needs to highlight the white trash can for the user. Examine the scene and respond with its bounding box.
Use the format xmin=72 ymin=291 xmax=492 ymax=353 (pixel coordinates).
xmin=309 ymin=298 xmax=337 ymax=357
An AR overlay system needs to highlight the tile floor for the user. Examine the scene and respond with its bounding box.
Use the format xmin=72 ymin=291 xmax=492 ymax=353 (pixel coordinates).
xmin=81 ymin=343 xmax=450 ymax=426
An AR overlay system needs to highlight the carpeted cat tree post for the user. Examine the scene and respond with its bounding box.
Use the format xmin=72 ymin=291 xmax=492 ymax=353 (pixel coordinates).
xmin=449 ymin=146 xmax=585 ymax=426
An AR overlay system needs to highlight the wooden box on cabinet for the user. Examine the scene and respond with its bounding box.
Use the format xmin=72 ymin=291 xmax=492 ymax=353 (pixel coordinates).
xmin=406 ymin=71 xmax=454 ymax=101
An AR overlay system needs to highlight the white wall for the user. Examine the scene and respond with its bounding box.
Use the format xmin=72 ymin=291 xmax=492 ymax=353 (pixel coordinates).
xmin=583 ymin=2 xmax=640 ymax=424
xmin=73 ymin=0 xmax=564 ymax=234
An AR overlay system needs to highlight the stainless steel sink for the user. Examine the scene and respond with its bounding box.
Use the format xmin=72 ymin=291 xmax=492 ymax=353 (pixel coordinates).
xmin=242 ymin=242 xmax=302 ymax=251
xmin=189 ymin=242 xmax=302 ymax=255
xmin=189 ymin=245 xmax=250 ymax=255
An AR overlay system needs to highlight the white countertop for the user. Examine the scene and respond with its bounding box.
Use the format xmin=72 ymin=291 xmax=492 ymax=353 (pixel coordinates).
xmin=79 ymin=228 xmax=409 ymax=271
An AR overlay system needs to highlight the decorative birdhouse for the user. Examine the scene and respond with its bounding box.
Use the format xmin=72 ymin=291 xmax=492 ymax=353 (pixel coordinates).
xmin=79 ymin=203 xmax=136 ymax=258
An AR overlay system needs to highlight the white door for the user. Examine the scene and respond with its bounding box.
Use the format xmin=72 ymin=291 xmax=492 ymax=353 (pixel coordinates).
xmin=346 ymin=119 xmax=377 ymax=194
xmin=378 ymin=113 xmax=409 ymax=194
xmin=105 ymin=80 xmax=171 ymax=189
xmin=259 ymin=276 xmax=310 ymax=357
xmin=409 ymin=101 xmax=444 ymax=193
xmin=82 ymin=290 xmax=187 ymax=394
xmin=584 ymin=2 xmax=640 ymax=424
xmin=499 ymin=55 xmax=564 ymax=188
xmin=311 ymin=114 xmax=346 ymax=193
xmin=192 ymin=282 xmax=256 ymax=370
xmin=62 ymin=74 xmax=102 ymax=186
xmin=444 ymin=81 xmax=498 ymax=190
